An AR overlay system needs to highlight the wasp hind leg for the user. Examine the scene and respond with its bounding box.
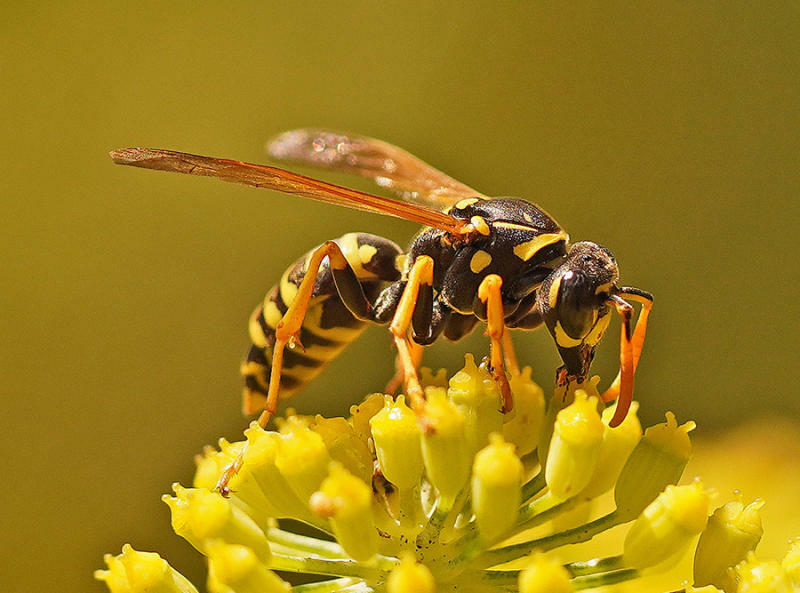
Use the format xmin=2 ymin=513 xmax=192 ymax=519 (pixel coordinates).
xmin=216 ymin=239 xmax=371 ymax=494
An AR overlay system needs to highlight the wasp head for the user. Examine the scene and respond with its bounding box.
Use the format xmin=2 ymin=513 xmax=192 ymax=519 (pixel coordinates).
xmin=537 ymin=241 xmax=619 ymax=379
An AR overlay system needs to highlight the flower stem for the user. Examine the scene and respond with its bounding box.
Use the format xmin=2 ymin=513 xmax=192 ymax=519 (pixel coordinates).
xmin=520 ymin=470 xmax=545 ymax=503
xmin=269 ymin=553 xmax=393 ymax=580
xmin=514 ymin=491 xmax=576 ymax=530
xmin=290 ymin=577 xmax=362 ymax=592
xmin=572 ymin=568 xmax=639 ymax=590
xmin=565 ymin=554 xmax=625 ymax=576
xmin=267 ymin=527 xmax=348 ymax=558
xmin=473 ymin=510 xmax=624 ymax=568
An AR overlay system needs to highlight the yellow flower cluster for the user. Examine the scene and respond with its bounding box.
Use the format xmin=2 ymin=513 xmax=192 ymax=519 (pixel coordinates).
xmin=96 ymin=355 xmax=800 ymax=593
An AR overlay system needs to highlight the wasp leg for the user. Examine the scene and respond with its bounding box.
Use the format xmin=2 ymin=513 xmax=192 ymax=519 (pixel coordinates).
xmin=384 ymin=294 xmax=452 ymax=393
xmin=601 ymin=290 xmax=653 ymax=407
xmin=216 ymin=240 xmax=356 ymax=494
xmin=477 ymin=274 xmax=514 ymax=413
xmin=602 ymin=295 xmax=635 ymax=428
xmin=388 ymin=256 xmax=434 ymax=414
xmin=502 ymin=331 xmax=520 ymax=377
xmin=385 ymin=341 xmax=423 ymax=396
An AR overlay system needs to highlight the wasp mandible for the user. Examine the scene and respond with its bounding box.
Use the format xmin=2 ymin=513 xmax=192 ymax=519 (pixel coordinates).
xmin=111 ymin=129 xmax=652 ymax=491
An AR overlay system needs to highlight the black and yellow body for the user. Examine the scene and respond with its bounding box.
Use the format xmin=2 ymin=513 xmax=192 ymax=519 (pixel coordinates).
xmin=110 ymin=128 xmax=653 ymax=458
xmin=240 ymin=195 xmax=606 ymax=415
xmin=241 ymin=232 xmax=402 ymax=414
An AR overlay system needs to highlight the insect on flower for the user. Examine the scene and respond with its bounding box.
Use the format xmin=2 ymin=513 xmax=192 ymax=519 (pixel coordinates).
xmin=110 ymin=129 xmax=653 ymax=492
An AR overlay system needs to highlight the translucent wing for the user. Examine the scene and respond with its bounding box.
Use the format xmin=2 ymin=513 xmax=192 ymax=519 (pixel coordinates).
xmin=109 ymin=148 xmax=467 ymax=233
xmin=267 ymin=129 xmax=486 ymax=209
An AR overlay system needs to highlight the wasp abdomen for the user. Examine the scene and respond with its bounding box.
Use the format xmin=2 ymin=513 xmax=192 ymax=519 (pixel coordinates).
xmin=241 ymin=233 xmax=402 ymax=415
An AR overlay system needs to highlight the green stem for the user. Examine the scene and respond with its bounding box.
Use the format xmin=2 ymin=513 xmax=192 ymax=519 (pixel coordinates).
xmin=450 ymin=493 xmax=579 ymax=567
xmin=396 ymin=485 xmax=423 ymax=530
xmin=515 ymin=491 xmax=575 ymax=529
xmin=572 ymin=568 xmax=639 ymax=590
xmin=290 ymin=577 xmax=361 ymax=592
xmin=269 ymin=553 xmax=390 ymax=580
xmin=472 ymin=510 xmax=623 ymax=568
xmin=267 ymin=527 xmax=348 ymax=558
xmin=416 ymin=494 xmax=455 ymax=547
xmin=478 ymin=569 xmax=520 ymax=587
xmin=442 ymin=488 xmax=470 ymax=535
xmin=565 ymin=554 xmax=625 ymax=576
xmin=519 ymin=470 xmax=545 ymax=503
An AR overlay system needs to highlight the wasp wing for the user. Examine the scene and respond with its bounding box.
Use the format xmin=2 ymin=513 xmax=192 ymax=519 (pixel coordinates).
xmin=109 ymin=147 xmax=466 ymax=233
xmin=267 ymin=129 xmax=485 ymax=210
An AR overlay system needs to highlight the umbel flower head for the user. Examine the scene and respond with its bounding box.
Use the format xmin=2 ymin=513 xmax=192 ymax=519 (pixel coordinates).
xmin=96 ymin=355 xmax=800 ymax=593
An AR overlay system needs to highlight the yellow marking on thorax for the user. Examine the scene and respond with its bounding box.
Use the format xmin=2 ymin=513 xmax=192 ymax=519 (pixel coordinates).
xmin=548 ymin=275 xmax=563 ymax=309
xmin=470 ymin=215 xmax=491 ymax=236
xmin=470 ymin=250 xmax=493 ymax=274
xmin=455 ymin=197 xmax=480 ymax=210
xmin=513 ymin=231 xmax=569 ymax=261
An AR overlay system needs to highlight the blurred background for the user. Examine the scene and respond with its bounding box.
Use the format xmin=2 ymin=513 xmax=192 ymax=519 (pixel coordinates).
xmin=2 ymin=3 xmax=799 ymax=592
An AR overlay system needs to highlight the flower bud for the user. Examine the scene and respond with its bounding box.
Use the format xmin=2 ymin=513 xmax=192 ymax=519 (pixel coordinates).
xmin=239 ymin=424 xmax=314 ymax=521
xmin=420 ymin=387 xmax=471 ymax=500
xmin=580 ymin=401 xmax=642 ymax=500
xmin=447 ymin=354 xmax=504 ymax=455
xmin=736 ymin=554 xmax=793 ymax=593
xmin=472 ymin=434 xmax=523 ymax=541
xmin=623 ymin=482 xmax=712 ymax=570
xmin=205 ymin=541 xmax=289 ymax=593
xmin=275 ymin=417 xmax=331 ymax=504
xmin=693 ymin=498 xmax=764 ymax=589
xmin=192 ymin=439 xmax=268 ymax=522
xmin=782 ymin=538 xmax=800 ymax=587
xmin=614 ymin=412 xmax=694 ymax=521
xmin=545 ymin=390 xmax=604 ymax=500
xmin=195 ymin=439 xmax=272 ymax=524
xmin=518 ymin=553 xmax=573 ymax=593
xmin=370 ymin=395 xmax=424 ymax=489
xmin=163 ymin=485 xmax=270 ymax=561
xmin=309 ymin=463 xmax=378 ymax=562
xmin=420 ymin=366 xmax=448 ymax=388
xmin=538 ymin=377 xmax=602 ymax=469
xmin=311 ymin=415 xmax=372 ymax=484
xmin=386 ymin=554 xmax=436 ymax=593
xmin=95 ymin=545 xmax=198 ymax=593
xmin=503 ymin=366 xmax=545 ymax=457
xmin=349 ymin=392 xmax=386 ymax=445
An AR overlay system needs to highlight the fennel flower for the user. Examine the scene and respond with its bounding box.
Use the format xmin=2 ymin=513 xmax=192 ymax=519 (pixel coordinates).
xmin=97 ymin=355 xmax=800 ymax=593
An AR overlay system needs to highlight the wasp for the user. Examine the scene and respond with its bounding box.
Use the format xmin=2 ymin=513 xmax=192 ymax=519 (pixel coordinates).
xmin=111 ymin=129 xmax=652 ymax=491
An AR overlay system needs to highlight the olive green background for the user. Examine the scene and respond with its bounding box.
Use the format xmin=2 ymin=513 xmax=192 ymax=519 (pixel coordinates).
xmin=2 ymin=3 xmax=799 ymax=592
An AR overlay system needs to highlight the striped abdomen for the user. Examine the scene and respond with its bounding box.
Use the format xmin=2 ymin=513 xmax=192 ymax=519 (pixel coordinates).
xmin=241 ymin=232 xmax=402 ymax=415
